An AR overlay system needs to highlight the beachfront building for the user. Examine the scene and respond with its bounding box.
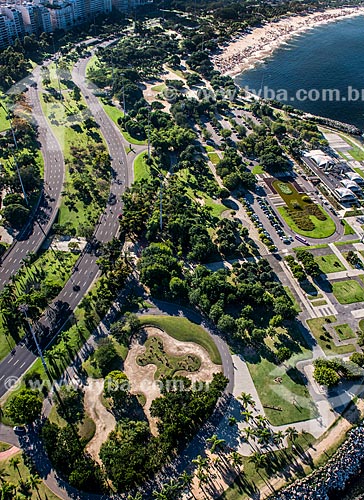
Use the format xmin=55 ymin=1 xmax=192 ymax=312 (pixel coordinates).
xmin=112 ymin=0 xmax=152 ymax=12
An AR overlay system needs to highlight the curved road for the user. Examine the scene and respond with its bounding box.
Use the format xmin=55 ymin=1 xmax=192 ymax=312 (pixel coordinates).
xmin=0 ymin=66 xmax=65 ymax=290
xmin=0 ymin=52 xmax=136 ymax=398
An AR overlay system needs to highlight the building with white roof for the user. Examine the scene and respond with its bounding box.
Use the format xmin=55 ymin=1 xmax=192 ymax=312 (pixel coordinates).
xmin=346 ymin=171 xmax=364 ymax=185
xmin=341 ymin=179 xmax=361 ymax=192
xmin=334 ymin=187 xmax=357 ymax=202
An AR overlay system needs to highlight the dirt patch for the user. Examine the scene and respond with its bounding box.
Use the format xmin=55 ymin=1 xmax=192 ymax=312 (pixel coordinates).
xmin=124 ymin=327 xmax=222 ymax=435
xmin=83 ymin=378 xmax=116 ymax=463
xmin=0 ymin=446 xmax=20 ymax=461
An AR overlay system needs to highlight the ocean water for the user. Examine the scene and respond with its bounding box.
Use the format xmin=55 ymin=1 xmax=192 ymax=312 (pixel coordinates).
xmin=236 ymin=15 xmax=364 ymax=130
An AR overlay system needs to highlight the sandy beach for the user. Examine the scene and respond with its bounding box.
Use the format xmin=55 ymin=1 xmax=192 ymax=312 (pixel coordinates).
xmin=214 ymin=7 xmax=364 ymax=77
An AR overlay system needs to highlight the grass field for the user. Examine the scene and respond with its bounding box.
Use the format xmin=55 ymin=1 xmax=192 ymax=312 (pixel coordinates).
xmin=208 ymin=152 xmax=220 ymax=165
xmin=0 ymin=451 xmax=60 ymax=500
xmin=252 ymin=164 xmax=264 ymax=175
xmin=307 ymin=316 xmax=356 ymax=355
xmin=343 ymin=220 xmax=356 ymax=235
xmin=244 ymin=324 xmax=315 ymax=426
xmin=134 ymin=151 xmax=150 ymax=181
xmin=138 ymin=315 xmax=222 ymax=365
xmin=314 ymin=254 xmax=346 ymax=274
xmin=334 ymin=323 xmax=356 ymax=341
xmin=312 ymin=299 xmax=327 ymax=307
xmin=0 ymin=104 xmax=9 ymax=132
xmin=332 ymin=280 xmax=364 ymax=304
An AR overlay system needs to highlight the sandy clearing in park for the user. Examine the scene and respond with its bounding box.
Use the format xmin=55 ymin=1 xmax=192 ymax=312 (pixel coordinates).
xmin=213 ymin=7 xmax=364 ymax=78
xmin=124 ymin=326 xmax=222 ymax=435
xmin=84 ymin=378 xmax=116 ymax=463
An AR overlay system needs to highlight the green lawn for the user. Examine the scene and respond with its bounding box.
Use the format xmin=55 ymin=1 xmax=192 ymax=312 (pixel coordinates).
xmin=138 ymin=316 xmax=222 ymax=365
xmin=353 ymin=168 xmax=364 ymax=179
xmin=348 ymin=146 xmax=364 ymax=161
xmin=343 ymin=220 xmax=356 ymax=236
xmin=134 ymin=151 xmax=150 ymax=181
xmin=252 ymin=164 xmax=264 ymax=175
xmin=0 ymin=442 xmax=11 ymax=452
xmin=102 ymin=102 xmax=147 ymax=145
xmin=307 ymin=316 xmax=356 ymax=355
xmin=0 ymin=104 xmax=9 ymax=132
xmin=244 ymin=324 xmax=315 ymax=426
xmin=334 ymin=323 xmax=356 ymax=341
xmin=151 ymin=83 xmax=166 ymax=92
xmin=278 ymin=206 xmax=335 ymax=239
xmin=208 ymin=152 xmax=220 ymax=165
xmin=0 ymin=451 xmax=60 ymax=500
xmin=312 ymin=299 xmax=327 ymax=307
xmin=332 ymin=280 xmax=364 ymax=304
xmin=314 ymin=254 xmax=346 ymax=274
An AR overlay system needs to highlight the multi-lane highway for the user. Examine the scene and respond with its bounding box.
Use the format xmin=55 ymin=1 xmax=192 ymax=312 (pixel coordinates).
xmin=0 ymin=66 xmax=65 ymax=290
xmin=0 ymin=51 xmax=136 ymax=397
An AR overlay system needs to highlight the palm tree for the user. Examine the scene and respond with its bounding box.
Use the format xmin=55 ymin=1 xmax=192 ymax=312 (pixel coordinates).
xmin=0 ymin=468 xmax=8 ymax=484
xmin=28 ymin=475 xmax=41 ymax=500
xmin=241 ymin=410 xmax=254 ymax=422
xmin=127 ymin=493 xmax=143 ymax=500
xmin=0 ymin=482 xmax=15 ymax=500
xmin=206 ymin=434 xmax=225 ymax=453
xmin=228 ymin=416 xmax=237 ymax=426
xmin=256 ymin=427 xmax=272 ymax=446
xmin=238 ymin=392 xmax=255 ymax=409
xmin=178 ymin=471 xmax=193 ymax=493
xmin=229 ymin=451 xmax=244 ymax=470
xmin=255 ymin=414 xmax=269 ymax=428
xmin=192 ymin=455 xmax=209 ymax=470
xmin=273 ymin=430 xmax=285 ymax=448
xmin=249 ymin=452 xmax=268 ymax=472
xmin=285 ymin=426 xmax=298 ymax=443
xmin=9 ymin=457 xmax=20 ymax=478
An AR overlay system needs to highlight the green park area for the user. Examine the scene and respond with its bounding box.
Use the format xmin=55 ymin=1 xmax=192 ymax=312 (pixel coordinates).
xmin=208 ymin=152 xmax=220 ymax=165
xmin=252 ymin=164 xmax=264 ymax=175
xmin=314 ymin=254 xmax=345 ymax=274
xmin=41 ymin=66 xmax=111 ymax=235
xmin=139 ymin=315 xmax=222 ymax=365
xmin=0 ymin=104 xmax=9 ymax=132
xmin=244 ymin=325 xmax=315 ymax=426
xmin=176 ymin=168 xmax=226 ymax=218
xmin=274 ymin=181 xmax=335 ymax=239
xmin=0 ymin=249 xmax=78 ymax=361
xmin=136 ymin=335 xmax=201 ymax=379
xmin=307 ymin=316 xmax=356 ymax=355
xmin=332 ymin=280 xmax=364 ymax=304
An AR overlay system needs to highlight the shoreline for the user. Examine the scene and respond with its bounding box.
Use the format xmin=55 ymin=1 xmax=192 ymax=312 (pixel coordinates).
xmin=213 ymin=6 xmax=364 ymax=78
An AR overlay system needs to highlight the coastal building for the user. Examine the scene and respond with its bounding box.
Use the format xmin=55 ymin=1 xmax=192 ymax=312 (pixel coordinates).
xmin=112 ymin=0 xmax=152 ymax=13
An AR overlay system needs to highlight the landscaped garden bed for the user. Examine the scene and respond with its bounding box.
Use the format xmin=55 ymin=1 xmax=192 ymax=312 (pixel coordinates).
xmin=273 ymin=180 xmax=335 ymax=238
